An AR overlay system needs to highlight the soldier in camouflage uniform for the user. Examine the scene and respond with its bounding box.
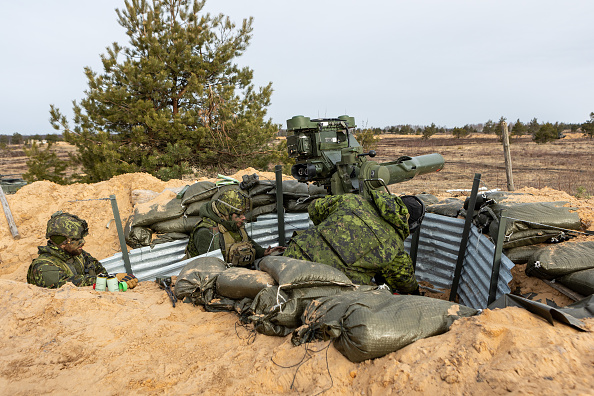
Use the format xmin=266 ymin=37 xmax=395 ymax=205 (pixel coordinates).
xmin=185 ymin=190 xmax=285 ymax=266
xmin=283 ymin=190 xmax=420 ymax=294
xmin=27 ymin=211 xmax=138 ymax=289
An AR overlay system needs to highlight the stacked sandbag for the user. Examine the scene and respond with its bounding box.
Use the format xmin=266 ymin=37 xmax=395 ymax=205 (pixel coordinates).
xmin=425 ymin=198 xmax=465 ymax=218
xmin=124 ymin=181 xmax=238 ymax=248
xmin=243 ymin=256 xmax=358 ymax=336
xmin=489 ymin=201 xmax=581 ymax=249
xmin=558 ymin=269 xmax=594 ymax=297
xmin=174 ymin=256 xmax=230 ymax=310
xmin=124 ymin=175 xmax=328 ymax=249
xmin=292 ymin=289 xmax=479 ymax=362
xmin=239 ymin=174 xmax=329 ymax=219
xmin=525 ymin=241 xmax=594 ymax=280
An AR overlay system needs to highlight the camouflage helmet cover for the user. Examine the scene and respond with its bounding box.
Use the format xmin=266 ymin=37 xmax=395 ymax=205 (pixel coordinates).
xmin=213 ymin=190 xmax=250 ymax=217
xmin=45 ymin=211 xmax=89 ymax=240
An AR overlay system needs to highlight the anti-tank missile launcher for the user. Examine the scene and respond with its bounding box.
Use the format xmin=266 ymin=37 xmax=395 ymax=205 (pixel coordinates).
xmin=286 ymin=115 xmax=444 ymax=197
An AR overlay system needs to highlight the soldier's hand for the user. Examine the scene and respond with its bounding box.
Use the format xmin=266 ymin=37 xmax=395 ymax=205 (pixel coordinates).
xmin=264 ymin=246 xmax=286 ymax=256
xmin=116 ymin=273 xmax=138 ymax=289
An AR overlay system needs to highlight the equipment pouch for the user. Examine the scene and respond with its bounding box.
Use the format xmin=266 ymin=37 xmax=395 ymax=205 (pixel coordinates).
xmin=228 ymin=241 xmax=256 ymax=267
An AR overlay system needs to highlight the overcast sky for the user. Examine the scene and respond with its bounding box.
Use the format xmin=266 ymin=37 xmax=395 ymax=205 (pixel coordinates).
xmin=1 ymin=0 xmax=593 ymax=135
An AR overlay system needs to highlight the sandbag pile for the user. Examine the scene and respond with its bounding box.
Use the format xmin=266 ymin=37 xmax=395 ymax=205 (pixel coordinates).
xmin=173 ymin=255 xmax=479 ymax=362
xmin=524 ymin=241 xmax=594 ymax=297
xmin=124 ymin=174 xmax=328 ymax=248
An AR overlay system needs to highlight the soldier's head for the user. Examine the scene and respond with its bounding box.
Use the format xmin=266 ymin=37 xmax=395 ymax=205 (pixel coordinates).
xmin=45 ymin=211 xmax=89 ymax=255
xmin=212 ymin=190 xmax=250 ymax=227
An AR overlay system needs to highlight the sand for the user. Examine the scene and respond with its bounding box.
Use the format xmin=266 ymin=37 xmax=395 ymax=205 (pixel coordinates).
xmin=1 ymin=172 xmax=593 ymax=395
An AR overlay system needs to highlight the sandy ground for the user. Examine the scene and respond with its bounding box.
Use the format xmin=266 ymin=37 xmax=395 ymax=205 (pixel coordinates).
xmin=1 ymin=171 xmax=594 ymax=395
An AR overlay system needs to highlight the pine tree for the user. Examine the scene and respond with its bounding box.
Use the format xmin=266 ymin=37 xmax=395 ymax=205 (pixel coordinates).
xmin=23 ymin=142 xmax=69 ymax=184
xmin=48 ymin=0 xmax=284 ymax=182
xmin=11 ymin=133 xmax=23 ymax=145
xmin=511 ymin=119 xmax=527 ymax=138
xmin=581 ymin=112 xmax=594 ymax=138
xmin=532 ymin=123 xmax=558 ymax=144
xmin=482 ymin=120 xmax=495 ymax=134
xmin=422 ymin=123 xmax=437 ymax=140
xmin=527 ymin=117 xmax=540 ymax=136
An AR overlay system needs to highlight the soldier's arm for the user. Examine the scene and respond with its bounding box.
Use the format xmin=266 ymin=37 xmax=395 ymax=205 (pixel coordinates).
xmin=28 ymin=259 xmax=71 ymax=289
xmin=249 ymin=236 xmax=266 ymax=259
xmin=81 ymin=251 xmax=107 ymax=278
xmin=308 ymin=195 xmax=344 ymax=225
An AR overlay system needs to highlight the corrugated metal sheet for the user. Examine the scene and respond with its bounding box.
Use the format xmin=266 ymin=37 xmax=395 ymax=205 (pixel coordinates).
xmin=101 ymin=213 xmax=311 ymax=281
xmin=101 ymin=211 xmax=513 ymax=309
xmin=406 ymin=213 xmax=514 ymax=309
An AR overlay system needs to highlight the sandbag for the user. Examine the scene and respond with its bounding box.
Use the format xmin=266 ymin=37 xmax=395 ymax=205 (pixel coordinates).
xmin=184 ymin=199 xmax=210 ymax=216
xmin=502 ymin=229 xmax=569 ymax=250
xmin=180 ymin=181 xmax=218 ymax=206
xmin=174 ymin=257 xmax=227 ymax=304
xmin=244 ymin=203 xmax=276 ymax=222
xmin=426 ymin=198 xmax=464 ymax=218
xmin=504 ymin=244 xmax=548 ymax=264
xmin=151 ymin=216 xmax=202 ymax=234
xmin=130 ymin=191 xmax=185 ymax=227
xmin=415 ymin=193 xmax=439 ymax=205
xmin=216 ymin=267 xmax=276 ymax=300
xmin=151 ymin=232 xmax=189 ymax=246
xmin=245 ymin=180 xmax=275 ymax=196
xmin=284 ymin=199 xmax=313 ymax=213
xmin=247 ymin=284 xmax=357 ymax=337
xmin=293 ymin=289 xmax=478 ymax=362
xmin=250 ymin=194 xmax=276 ymax=208
xmin=489 ymin=202 xmax=581 ymax=248
xmin=259 ymin=256 xmax=353 ymax=289
xmin=126 ymin=226 xmax=153 ymax=248
xmin=558 ymin=268 xmax=594 ymax=297
xmin=125 ymin=215 xmax=153 ymax=248
xmin=526 ymin=241 xmax=594 ymax=280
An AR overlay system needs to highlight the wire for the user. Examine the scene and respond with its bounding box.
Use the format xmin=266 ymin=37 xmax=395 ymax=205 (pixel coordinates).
xmin=271 ymin=341 xmax=334 ymax=395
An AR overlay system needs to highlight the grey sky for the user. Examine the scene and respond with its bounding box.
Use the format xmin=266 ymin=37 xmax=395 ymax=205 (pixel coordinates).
xmin=1 ymin=0 xmax=593 ymax=135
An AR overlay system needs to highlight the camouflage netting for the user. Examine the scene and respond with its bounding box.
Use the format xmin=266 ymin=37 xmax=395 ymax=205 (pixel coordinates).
xmin=123 ymin=174 xmax=329 ymax=248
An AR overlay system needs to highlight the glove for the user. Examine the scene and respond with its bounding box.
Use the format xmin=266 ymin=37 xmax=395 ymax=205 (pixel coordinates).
xmin=116 ymin=273 xmax=138 ymax=289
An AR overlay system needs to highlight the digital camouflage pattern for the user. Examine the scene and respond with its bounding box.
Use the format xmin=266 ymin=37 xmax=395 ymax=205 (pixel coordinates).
xmin=213 ymin=190 xmax=250 ymax=217
xmin=27 ymin=245 xmax=107 ymax=288
xmin=45 ymin=211 xmax=89 ymax=239
xmin=284 ymin=191 xmax=419 ymax=293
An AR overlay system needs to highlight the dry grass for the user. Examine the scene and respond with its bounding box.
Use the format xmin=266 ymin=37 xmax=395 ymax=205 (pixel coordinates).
xmin=378 ymin=133 xmax=594 ymax=197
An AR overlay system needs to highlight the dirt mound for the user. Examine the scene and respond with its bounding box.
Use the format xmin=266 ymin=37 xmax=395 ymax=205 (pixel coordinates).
xmin=1 ymin=172 xmax=593 ymax=394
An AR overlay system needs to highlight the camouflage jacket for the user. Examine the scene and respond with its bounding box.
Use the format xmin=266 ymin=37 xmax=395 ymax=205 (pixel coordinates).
xmin=27 ymin=244 xmax=107 ymax=289
xmin=284 ymin=191 xmax=418 ymax=293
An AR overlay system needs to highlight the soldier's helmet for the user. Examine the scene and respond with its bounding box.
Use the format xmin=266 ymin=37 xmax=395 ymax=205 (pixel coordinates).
xmin=45 ymin=211 xmax=89 ymax=240
xmin=214 ymin=190 xmax=250 ymax=217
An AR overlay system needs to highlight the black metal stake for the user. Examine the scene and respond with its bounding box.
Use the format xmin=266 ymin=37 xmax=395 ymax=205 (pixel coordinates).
xmin=410 ymin=225 xmax=421 ymax=271
xmin=450 ymin=173 xmax=481 ymax=302
xmin=488 ymin=210 xmax=507 ymax=305
xmin=110 ymin=194 xmax=132 ymax=274
xmin=275 ymin=165 xmax=286 ymax=247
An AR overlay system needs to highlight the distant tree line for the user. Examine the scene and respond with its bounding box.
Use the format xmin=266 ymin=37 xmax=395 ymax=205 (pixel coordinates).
xmin=379 ymin=112 xmax=594 ymax=143
xmin=0 ymin=133 xmax=62 ymax=147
